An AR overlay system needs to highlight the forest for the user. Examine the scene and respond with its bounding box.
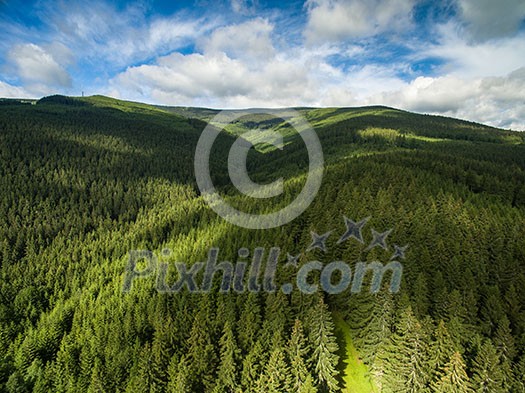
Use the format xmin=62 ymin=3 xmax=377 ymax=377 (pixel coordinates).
xmin=0 ymin=94 xmax=524 ymax=392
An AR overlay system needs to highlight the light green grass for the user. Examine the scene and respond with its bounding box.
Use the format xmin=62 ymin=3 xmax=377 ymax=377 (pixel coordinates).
xmin=79 ymin=95 xmax=169 ymax=114
xmin=333 ymin=312 xmax=377 ymax=393
xmin=304 ymin=107 xmax=400 ymax=129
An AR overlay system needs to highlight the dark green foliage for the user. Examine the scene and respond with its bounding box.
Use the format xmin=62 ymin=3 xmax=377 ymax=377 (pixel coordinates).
xmin=307 ymin=298 xmax=339 ymax=392
xmin=288 ymin=319 xmax=315 ymax=392
xmin=0 ymin=97 xmax=524 ymax=392
xmin=213 ymin=321 xmax=239 ymax=393
xmin=431 ymin=352 xmax=472 ymax=393
xmin=388 ymin=306 xmax=430 ymax=392
xmin=471 ymin=340 xmax=505 ymax=392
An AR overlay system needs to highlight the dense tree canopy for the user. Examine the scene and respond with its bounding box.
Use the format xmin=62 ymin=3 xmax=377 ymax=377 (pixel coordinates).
xmin=0 ymin=95 xmax=524 ymax=392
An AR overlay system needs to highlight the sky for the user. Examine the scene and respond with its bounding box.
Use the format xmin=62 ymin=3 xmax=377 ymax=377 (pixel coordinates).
xmin=1 ymin=0 xmax=525 ymax=130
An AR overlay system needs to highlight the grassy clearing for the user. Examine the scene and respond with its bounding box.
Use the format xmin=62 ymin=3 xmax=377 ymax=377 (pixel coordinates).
xmin=333 ymin=312 xmax=377 ymax=393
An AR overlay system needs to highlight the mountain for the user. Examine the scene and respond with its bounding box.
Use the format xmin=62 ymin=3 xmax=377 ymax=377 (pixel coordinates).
xmin=0 ymin=95 xmax=524 ymax=392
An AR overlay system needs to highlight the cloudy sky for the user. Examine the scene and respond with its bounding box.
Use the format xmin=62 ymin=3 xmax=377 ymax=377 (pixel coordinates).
xmin=1 ymin=0 xmax=525 ymax=129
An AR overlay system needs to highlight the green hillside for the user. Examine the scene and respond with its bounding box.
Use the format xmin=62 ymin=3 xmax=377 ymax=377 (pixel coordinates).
xmin=1 ymin=95 xmax=524 ymax=392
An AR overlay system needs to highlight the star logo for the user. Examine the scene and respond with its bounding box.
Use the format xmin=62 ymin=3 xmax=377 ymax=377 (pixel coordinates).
xmin=286 ymin=253 xmax=300 ymax=267
xmin=390 ymin=244 xmax=408 ymax=260
xmin=366 ymin=228 xmax=392 ymax=251
xmin=337 ymin=216 xmax=370 ymax=244
xmin=307 ymin=231 xmax=332 ymax=252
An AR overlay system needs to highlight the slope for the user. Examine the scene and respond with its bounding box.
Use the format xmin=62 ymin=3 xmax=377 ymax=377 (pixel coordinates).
xmin=0 ymin=95 xmax=524 ymax=393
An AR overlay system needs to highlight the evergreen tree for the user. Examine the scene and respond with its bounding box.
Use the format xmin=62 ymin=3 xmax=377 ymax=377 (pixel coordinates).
xmin=388 ymin=306 xmax=429 ymax=393
xmin=166 ymin=355 xmax=191 ymax=393
xmin=240 ymin=340 xmax=264 ymax=393
xmin=258 ymin=336 xmax=292 ymax=393
xmin=512 ymin=355 xmax=525 ymax=393
xmin=237 ymin=293 xmax=261 ymax=355
xmin=308 ymin=298 xmax=339 ymax=393
xmin=471 ymin=340 xmax=504 ymax=393
xmin=493 ymin=316 xmax=516 ymax=390
xmin=125 ymin=344 xmax=153 ymax=393
xmin=213 ymin=320 xmax=239 ymax=393
xmin=429 ymin=320 xmax=457 ymax=379
xmin=87 ymin=358 xmax=107 ymax=393
xmin=288 ymin=319 xmax=316 ymax=392
xmin=187 ymin=304 xmax=218 ymax=391
xmin=432 ymin=352 xmax=472 ymax=393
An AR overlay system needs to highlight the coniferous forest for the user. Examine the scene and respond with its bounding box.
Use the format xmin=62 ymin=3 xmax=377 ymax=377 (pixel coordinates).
xmin=1 ymin=94 xmax=525 ymax=392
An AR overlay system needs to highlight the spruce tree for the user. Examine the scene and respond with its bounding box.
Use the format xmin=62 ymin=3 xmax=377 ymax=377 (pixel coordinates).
xmin=237 ymin=293 xmax=261 ymax=355
xmin=166 ymin=355 xmax=191 ymax=393
xmin=288 ymin=319 xmax=316 ymax=392
xmin=429 ymin=320 xmax=456 ymax=380
xmin=388 ymin=306 xmax=429 ymax=393
xmin=240 ymin=340 xmax=264 ymax=393
xmin=308 ymin=298 xmax=339 ymax=393
xmin=432 ymin=352 xmax=472 ymax=393
xmin=187 ymin=305 xmax=218 ymax=391
xmin=213 ymin=320 xmax=239 ymax=393
xmin=258 ymin=334 xmax=291 ymax=393
xmin=471 ymin=340 xmax=504 ymax=393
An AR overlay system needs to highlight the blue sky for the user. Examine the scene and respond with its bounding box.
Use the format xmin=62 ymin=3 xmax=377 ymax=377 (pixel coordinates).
xmin=1 ymin=0 xmax=525 ymax=129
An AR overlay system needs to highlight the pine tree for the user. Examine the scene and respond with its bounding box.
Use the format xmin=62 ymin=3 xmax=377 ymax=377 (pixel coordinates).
xmin=493 ymin=316 xmax=516 ymax=362
xmin=387 ymin=306 xmax=429 ymax=393
xmin=288 ymin=319 xmax=316 ymax=392
xmin=512 ymin=354 xmax=525 ymax=393
xmin=258 ymin=335 xmax=292 ymax=393
xmin=445 ymin=290 xmax=470 ymax=347
xmin=471 ymin=340 xmax=504 ymax=393
xmin=493 ymin=316 xmax=516 ymax=390
xmin=213 ymin=320 xmax=239 ymax=393
xmin=429 ymin=320 xmax=456 ymax=379
xmin=187 ymin=305 xmax=218 ymax=391
xmin=166 ymin=355 xmax=191 ymax=393
xmin=150 ymin=327 xmax=171 ymax=393
xmin=240 ymin=340 xmax=264 ymax=393
xmin=432 ymin=352 xmax=472 ymax=393
xmin=125 ymin=344 xmax=153 ymax=393
xmin=237 ymin=293 xmax=261 ymax=355
xmin=308 ymin=298 xmax=339 ymax=393
xmin=412 ymin=272 xmax=430 ymax=317
xmin=88 ymin=358 xmax=107 ymax=393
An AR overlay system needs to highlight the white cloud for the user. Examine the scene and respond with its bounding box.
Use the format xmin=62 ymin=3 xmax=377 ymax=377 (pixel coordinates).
xmin=108 ymin=14 xmax=525 ymax=130
xmin=304 ymin=0 xmax=417 ymax=44
xmin=368 ymin=68 xmax=525 ymax=130
xmin=40 ymin=1 xmax=217 ymax=68
xmin=457 ymin=0 xmax=525 ymax=42
xmin=422 ymin=24 xmax=525 ymax=78
xmin=0 ymin=81 xmax=33 ymax=98
xmin=231 ymin=0 xmax=258 ymax=15
xmin=7 ymin=43 xmax=72 ymax=87
xmin=112 ymin=50 xmax=320 ymax=108
xmin=199 ymin=18 xmax=274 ymax=62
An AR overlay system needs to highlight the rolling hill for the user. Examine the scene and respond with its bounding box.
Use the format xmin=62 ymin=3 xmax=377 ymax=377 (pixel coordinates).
xmin=0 ymin=95 xmax=524 ymax=392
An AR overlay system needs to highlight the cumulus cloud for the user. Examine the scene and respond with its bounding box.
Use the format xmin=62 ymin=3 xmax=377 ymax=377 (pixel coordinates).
xmin=304 ymin=0 xmax=417 ymax=44
xmin=369 ymin=68 xmax=525 ymax=130
xmin=0 ymin=81 xmax=34 ymax=98
xmin=112 ymin=50 xmax=321 ymax=108
xmin=7 ymin=43 xmax=72 ymax=87
xmin=199 ymin=18 xmax=274 ymax=61
xmin=422 ymin=25 xmax=525 ymax=77
xmin=108 ymin=13 xmax=525 ymax=130
xmin=457 ymin=0 xmax=525 ymax=42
